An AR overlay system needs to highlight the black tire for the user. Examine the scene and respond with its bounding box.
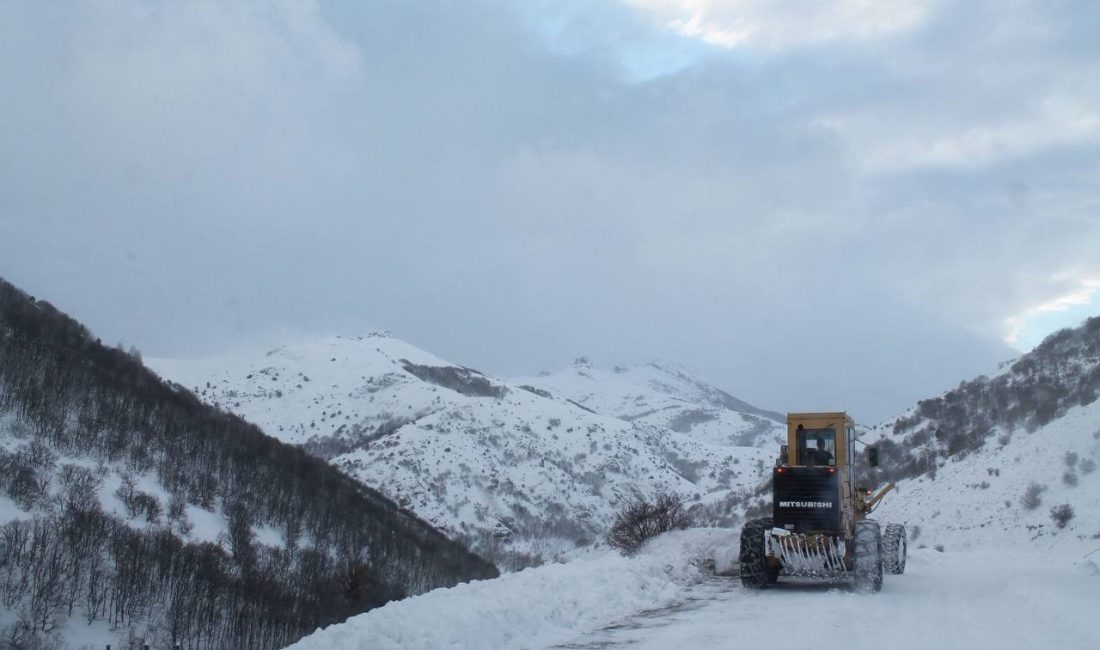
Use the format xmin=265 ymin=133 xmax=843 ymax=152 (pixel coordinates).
xmin=853 ymin=519 xmax=883 ymax=593
xmin=883 ymin=523 xmax=907 ymax=575
xmin=739 ymin=518 xmax=774 ymax=589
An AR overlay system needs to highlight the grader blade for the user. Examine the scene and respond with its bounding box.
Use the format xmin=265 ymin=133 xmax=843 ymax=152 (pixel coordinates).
xmin=769 ymin=529 xmax=848 ymax=579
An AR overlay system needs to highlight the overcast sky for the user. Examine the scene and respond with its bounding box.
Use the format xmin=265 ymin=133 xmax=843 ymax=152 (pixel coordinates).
xmin=2 ymin=0 xmax=1098 ymax=422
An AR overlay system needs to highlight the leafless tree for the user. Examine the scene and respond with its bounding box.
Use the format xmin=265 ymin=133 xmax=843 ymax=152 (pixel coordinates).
xmin=606 ymin=491 xmax=692 ymax=554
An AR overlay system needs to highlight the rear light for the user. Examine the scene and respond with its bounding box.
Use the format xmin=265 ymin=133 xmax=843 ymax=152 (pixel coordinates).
xmin=825 ymin=467 xmax=836 ymax=474
xmin=776 ymin=467 xmax=786 ymax=474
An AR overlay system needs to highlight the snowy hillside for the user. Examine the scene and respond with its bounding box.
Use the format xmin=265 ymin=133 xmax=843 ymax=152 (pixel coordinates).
xmin=0 ymin=281 xmax=493 ymax=650
xmin=151 ymin=336 xmax=776 ymax=564
xmin=875 ymin=397 xmax=1100 ymax=553
xmin=515 ymin=357 xmax=785 ymax=448
xmin=865 ymin=316 xmax=1100 ymax=551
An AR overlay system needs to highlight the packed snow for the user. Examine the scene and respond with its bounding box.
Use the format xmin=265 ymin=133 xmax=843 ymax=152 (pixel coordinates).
xmin=285 ymin=528 xmax=1100 ymax=650
xmin=285 ymin=529 xmax=730 ymax=650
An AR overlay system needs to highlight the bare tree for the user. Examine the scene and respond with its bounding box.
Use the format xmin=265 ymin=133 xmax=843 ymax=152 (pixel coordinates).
xmin=606 ymin=491 xmax=692 ymax=554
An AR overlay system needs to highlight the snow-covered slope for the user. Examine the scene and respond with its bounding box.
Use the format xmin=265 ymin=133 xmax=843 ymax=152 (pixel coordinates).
xmin=0 ymin=280 xmax=494 ymax=650
xmin=151 ymin=336 xmax=775 ymax=563
xmin=875 ymin=397 xmax=1100 ymax=552
xmin=865 ymin=316 xmax=1100 ymax=551
xmin=155 ymin=334 xmax=468 ymax=446
xmin=515 ymin=357 xmax=785 ymax=448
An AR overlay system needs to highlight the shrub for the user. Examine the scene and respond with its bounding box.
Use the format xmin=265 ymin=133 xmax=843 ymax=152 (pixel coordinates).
xmin=1050 ymin=503 xmax=1074 ymax=529
xmin=133 ymin=493 xmax=162 ymax=523
xmin=1063 ymin=471 xmax=1079 ymax=487
xmin=1081 ymin=458 xmax=1097 ymax=475
xmin=1020 ymin=482 xmax=1046 ymax=510
xmin=606 ymin=491 xmax=691 ymax=554
xmin=1065 ymin=451 xmax=1079 ymax=468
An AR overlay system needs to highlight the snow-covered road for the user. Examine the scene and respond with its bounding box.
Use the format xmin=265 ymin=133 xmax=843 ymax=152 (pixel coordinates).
xmin=557 ymin=549 xmax=1100 ymax=650
xmin=286 ymin=530 xmax=1100 ymax=650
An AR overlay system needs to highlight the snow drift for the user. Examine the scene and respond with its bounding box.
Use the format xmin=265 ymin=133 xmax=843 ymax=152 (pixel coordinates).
xmin=285 ymin=529 xmax=737 ymax=650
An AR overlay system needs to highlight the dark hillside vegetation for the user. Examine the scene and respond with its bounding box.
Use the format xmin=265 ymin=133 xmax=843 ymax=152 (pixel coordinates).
xmin=0 ymin=278 xmax=497 ymax=649
xmin=398 ymin=360 xmax=508 ymax=398
xmin=867 ymin=317 xmax=1100 ymax=485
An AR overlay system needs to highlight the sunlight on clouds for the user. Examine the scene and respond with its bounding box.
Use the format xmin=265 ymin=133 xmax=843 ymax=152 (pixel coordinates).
xmin=1004 ymin=277 xmax=1100 ymax=351
xmin=625 ymin=0 xmax=935 ymax=50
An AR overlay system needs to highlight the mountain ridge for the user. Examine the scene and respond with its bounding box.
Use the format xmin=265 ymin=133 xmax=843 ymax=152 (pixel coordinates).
xmin=151 ymin=336 xmax=783 ymax=565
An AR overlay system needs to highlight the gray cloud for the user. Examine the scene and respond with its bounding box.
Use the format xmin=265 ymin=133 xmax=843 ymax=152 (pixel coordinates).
xmin=2 ymin=0 xmax=1097 ymax=421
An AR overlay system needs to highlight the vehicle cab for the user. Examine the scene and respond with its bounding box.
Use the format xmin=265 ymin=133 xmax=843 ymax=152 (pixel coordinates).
xmin=773 ymin=412 xmax=857 ymax=534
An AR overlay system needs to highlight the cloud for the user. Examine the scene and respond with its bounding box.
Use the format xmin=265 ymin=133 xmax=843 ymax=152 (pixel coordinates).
xmin=625 ymin=0 xmax=936 ymax=49
xmin=1 ymin=0 xmax=1098 ymax=421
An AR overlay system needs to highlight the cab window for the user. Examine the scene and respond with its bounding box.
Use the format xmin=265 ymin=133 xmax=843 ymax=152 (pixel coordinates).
xmin=796 ymin=426 xmax=836 ymax=466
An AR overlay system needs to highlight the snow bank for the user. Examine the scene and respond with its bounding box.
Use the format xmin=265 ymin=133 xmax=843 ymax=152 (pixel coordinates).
xmin=286 ymin=528 xmax=738 ymax=650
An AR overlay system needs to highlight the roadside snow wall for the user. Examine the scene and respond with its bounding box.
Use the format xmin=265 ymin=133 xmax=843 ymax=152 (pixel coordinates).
xmin=286 ymin=528 xmax=737 ymax=650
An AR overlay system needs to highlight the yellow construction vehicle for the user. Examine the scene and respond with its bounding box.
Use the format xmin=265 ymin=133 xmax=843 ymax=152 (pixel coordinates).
xmin=739 ymin=412 xmax=906 ymax=592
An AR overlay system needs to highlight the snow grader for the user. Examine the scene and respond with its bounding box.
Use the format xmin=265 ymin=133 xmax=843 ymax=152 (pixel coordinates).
xmin=739 ymin=412 xmax=906 ymax=592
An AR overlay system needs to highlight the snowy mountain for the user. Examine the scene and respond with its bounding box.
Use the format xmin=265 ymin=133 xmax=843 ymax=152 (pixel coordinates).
xmin=151 ymin=336 xmax=778 ymax=564
xmin=514 ymin=357 xmax=784 ymax=448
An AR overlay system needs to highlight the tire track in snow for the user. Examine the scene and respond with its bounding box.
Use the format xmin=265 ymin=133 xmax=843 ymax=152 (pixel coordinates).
xmin=553 ymin=550 xmax=1099 ymax=650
